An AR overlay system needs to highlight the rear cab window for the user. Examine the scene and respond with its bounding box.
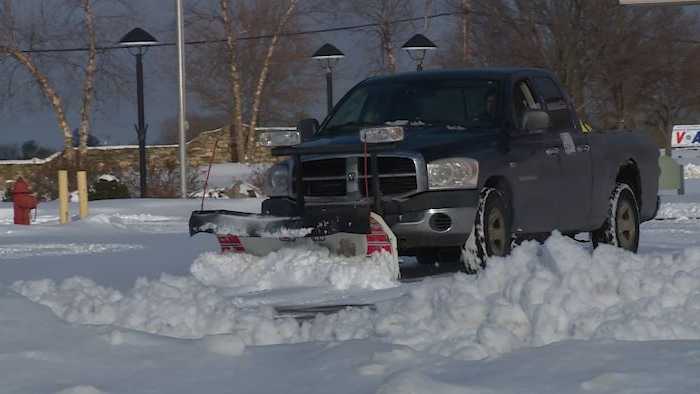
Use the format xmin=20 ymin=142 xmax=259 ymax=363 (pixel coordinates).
xmin=532 ymin=77 xmax=574 ymax=132
xmin=512 ymin=80 xmax=541 ymax=130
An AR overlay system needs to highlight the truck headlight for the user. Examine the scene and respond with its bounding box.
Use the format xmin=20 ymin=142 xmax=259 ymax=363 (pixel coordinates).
xmin=258 ymin=130 xmax=300 ymax=148
xmin=427 ymin=158 xmax=479 ymax=190
xmin=263 ymin=162 xmax=291 ymax=197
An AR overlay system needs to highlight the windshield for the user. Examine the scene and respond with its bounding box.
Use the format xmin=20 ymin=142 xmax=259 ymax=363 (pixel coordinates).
xmin=323 ymin=79 xmax=501 ymax=132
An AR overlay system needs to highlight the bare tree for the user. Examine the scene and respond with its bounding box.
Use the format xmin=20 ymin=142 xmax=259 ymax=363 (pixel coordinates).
xmin=344 ymin=0 xmax=416 ymax=74
xmin=0 ymin=0 xmax=128 ymax=165
xmin=640 ymin=36 xmax=700 ymax=153
xmin=459 ymin=0 xmax=700 ymax=143
xmin=158 ymin=113 xmax=229 ymax=144
xmin=186 ymin=0 xmax=312 ymax=163
xmin=0 ymin=1 xmax=73 ymax=155
xmin=437 ymin=0 xmax=472 ymax=67
xmin=77 ymin=0 xmax=97 ymax=166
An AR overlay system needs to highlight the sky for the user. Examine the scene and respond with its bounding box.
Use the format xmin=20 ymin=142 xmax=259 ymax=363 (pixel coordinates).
xmin=0 ymin=0 xmax=439 ymax=150
xmin=4 ymin=1 xmax=695 ymax=151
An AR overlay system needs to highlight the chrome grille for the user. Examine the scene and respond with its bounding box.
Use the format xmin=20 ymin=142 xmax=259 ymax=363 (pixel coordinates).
xmin=298 ymin=156 xmax=418 ymax=198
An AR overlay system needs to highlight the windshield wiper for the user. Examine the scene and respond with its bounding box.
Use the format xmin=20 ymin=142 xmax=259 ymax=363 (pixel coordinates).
xmin=411 ymin=120 xmax=469 ymax=129
xmin=324 ymin=121 xmax=381 ymax=131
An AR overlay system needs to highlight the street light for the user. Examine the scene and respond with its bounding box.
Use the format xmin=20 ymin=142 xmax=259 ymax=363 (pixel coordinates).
xmin=312 ymin=43 xmax=344 ymax=116
xmin=118 ymin=27 xmax=159 ymax=198
xmin=402 ymin=34 xmax=437 ymax=72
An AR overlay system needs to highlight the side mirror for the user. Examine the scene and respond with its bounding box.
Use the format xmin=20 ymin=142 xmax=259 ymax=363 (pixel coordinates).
xmin=296 ymin=118 xmax=319 ymax=141
xmin=522 ymin=110 xmax=550 ymax=133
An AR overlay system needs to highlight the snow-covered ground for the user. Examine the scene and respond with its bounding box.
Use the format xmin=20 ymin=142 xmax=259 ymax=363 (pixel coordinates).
xmin=5 ymin=170 xmax=700 ymax=392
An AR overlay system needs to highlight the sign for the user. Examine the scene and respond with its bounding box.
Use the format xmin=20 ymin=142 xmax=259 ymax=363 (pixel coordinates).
xmin=672 ymin=125 xmax=700 ymax=148
xmin=620 ymin=1 xmax=700 ymax=4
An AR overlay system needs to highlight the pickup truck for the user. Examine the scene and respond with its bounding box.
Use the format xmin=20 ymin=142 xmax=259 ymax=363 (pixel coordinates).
xmin=190 ymin=68 xmax=660 ymax=269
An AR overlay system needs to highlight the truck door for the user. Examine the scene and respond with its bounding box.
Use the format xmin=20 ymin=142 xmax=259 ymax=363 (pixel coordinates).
xmin=532 ymin=76 xmax=593 ymax=231
xmin=507 ymin=79 xmax=562 ymax=233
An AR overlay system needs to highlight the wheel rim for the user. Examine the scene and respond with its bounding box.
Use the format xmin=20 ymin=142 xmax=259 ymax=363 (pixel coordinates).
xmin=487 ymin=207 xmax=507 ymax=256
xmin=616 ymin=198 xmax=637 ymax=250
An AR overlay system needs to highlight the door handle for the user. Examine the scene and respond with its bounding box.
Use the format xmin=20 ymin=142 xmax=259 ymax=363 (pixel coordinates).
xmin=545 ymin=147 xmax=561 ymax=156
xmin=576 ymin=144 xmax=591 ymax=153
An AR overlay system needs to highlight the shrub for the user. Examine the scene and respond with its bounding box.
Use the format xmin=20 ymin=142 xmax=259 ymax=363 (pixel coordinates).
xmin=121 ymin=159 xmax=202 ymax=198
xmin=89 ymin=175 xmax=131 ymax=200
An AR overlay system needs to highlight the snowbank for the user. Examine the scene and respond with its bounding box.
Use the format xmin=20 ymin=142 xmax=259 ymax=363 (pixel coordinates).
xmin=191 ymin=246 xmax=399 ymax=291
xmin=13 ymin=233 xmax=700 ymax=360
xmin=686 ymin=163 xmax=700 ymax=179
xmin=12 ymin=275 xmax=295 ymax=341
xmin=656 ymin=202 xmax=700 ymax=219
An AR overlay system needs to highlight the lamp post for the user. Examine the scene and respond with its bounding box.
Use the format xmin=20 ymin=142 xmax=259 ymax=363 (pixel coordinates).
xmin=312 ymin=43 xmax=344 ymax=116
xmin=176 ymin=0 xmax=188 ymax=198
xmin=401 ymin=34 xmax=437 ymax=72
xmin=118 ymin=28 xmax=159 ymax=198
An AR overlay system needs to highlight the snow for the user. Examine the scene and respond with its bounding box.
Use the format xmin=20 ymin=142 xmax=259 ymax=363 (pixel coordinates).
xmin=12 ymin=232 xmax=700 ymax=363
xmin=97 ymin=174 xmax=119 ymax=182
xmin=5 ymin=162 xmax=700 ymax=392
xmin=657 ymin=201 xmax=700 ymax=219
xmin=686 ymin=163 xmax=700 ymax=179
xmin=55 ymin=386 xmax=106 ymax=394
xmin=0 ymin=151 xmax=62 ymax=164
xmin=0 ymin=243 xmax=144 ymax=259
xmin=188 ymin=188 xmax=230 ymax=199
xmin=192 ymin=246 xmax=398 ymax=291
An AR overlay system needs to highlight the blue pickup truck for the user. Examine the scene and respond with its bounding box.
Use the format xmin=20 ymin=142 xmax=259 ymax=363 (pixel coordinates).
xmin=190 ymin=68 xmax=660 ymax=269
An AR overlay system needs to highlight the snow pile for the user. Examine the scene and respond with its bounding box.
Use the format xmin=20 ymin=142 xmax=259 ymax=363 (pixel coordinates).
xmin=191 ymin=246 xmax=399 ymax=290
xmin=188 ymin=188 xmax=230 ymax=199
xmin=11 ymin=275 xmax=299 ymax=342
xmin=98 ymin=174 xmax=119 ymax=182
xmin=686 ymin=163 xmax=700 ymax=179
xmin=362 ymin=234 xmax=700 ymax=359
xmin=13 ymin=233 xmax=700 ymax=361
xmin=656 ymin=202 xmax=700 ymax=219
xmin=55 ymin=385 xmax=105 ymax=394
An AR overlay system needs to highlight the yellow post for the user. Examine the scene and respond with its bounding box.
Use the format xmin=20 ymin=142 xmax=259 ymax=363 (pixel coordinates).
xmin=58 ymin=170 xmax=69 ymax=224
xmin=77 ymin=171 xmax=89 ymax=219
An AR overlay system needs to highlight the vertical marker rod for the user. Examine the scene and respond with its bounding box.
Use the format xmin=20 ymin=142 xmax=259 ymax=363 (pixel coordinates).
xmin=77 ymin=171 xmax=89 ymax=219
xmin=58 ymin=170 xmax=69 ymax=224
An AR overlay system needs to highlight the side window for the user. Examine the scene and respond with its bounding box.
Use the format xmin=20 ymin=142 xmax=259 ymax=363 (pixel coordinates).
xmin=513 ymin=80 xmax=539 ymax=129
xmin=533 ymin=77 xmax=573 ymax=131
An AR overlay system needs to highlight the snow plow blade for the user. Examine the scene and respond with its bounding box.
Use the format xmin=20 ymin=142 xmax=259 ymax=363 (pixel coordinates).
xmin=189 ymin=210 xmax=398 ymax=263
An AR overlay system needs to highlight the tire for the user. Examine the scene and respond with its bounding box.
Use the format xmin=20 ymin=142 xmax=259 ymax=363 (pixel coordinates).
xmin=591 ymin=183 xmax=640 ymax=253
xmin=464 ymin=188 xmax=513 ymax=269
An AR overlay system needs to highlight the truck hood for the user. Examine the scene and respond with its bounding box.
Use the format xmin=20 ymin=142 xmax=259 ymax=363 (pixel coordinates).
xmin=298 ymin=127 xmax=501 ymax=160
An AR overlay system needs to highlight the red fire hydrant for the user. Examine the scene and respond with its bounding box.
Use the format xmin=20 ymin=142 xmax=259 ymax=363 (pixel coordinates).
xmin=12 ymin=177 xmax=38 ymax=225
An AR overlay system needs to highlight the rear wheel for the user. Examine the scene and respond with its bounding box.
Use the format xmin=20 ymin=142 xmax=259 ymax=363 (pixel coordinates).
xmin=591 ymin=183 xmax=640 ymax=252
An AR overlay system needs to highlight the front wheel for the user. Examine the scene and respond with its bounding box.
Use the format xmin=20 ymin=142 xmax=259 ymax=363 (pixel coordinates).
xmin=591 ymin=183 xmax=640 ymax=252
xmin=463 ymin=188 xmax=513 ymax=270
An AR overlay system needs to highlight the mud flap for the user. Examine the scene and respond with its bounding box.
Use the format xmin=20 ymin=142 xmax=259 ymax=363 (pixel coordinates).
xmin=215 ymin=212 xmax=399 ymax=272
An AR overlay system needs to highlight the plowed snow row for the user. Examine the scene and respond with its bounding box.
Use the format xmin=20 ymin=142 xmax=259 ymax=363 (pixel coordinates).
xmin=12 ymin=233 xmax=700 ymax=360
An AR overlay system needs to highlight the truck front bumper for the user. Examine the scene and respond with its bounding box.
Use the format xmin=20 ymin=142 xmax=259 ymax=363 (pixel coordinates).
xmin=388 ymin=206 xmax=477 ymax=250
xmin=258 ymin=189 xmax=480 ymax=251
